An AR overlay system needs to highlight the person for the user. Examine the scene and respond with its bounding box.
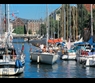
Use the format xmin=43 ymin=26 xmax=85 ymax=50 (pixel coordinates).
xmin=39 ymin=44 xmax=44 ymax=52
xmin=11 ymin=49 xmax=16 ymax=55
xmin=49 ymin=45 xmax=53 ymax=53
xmin=42 ymin=45 xmax=46 ymax=52
xmin=11 ymin=49 xmax=17 ymax=60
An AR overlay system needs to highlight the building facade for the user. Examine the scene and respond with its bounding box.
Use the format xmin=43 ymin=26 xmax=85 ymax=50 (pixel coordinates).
xmin=49 ymin=7 xmax=61 ymax=21
xmin=12 ymin=17 xmax=43 ymax=35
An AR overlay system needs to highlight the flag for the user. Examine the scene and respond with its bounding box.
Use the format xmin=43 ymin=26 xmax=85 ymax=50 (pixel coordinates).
xmin=12 ymin=13 xmax=17 ymax=19
xmin=12 ymin=13 xmax=14 ymax=17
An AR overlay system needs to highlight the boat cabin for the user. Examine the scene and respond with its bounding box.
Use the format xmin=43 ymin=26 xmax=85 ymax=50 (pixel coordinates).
xmin=0 ymin=48 xmax=17 ymax=60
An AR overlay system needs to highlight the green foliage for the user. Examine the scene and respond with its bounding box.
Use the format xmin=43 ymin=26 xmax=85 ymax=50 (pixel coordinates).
xmin=38 ymin=17 xmax=58 ymax=38
xmin=39 ymin=23 xmax=46 ymax=36
xmin=24 ymin=25 xmax=27 ymax=34
xmin=56 ymin=10 xmax=60 ymax=14
xmin=28 ymin=29 xmax=32 ymax=34
xmin=13 ymin=26 xmax=24 ymax=34
xmin=49 ymin=17 xmax=59 ymax=38
xmin=77 ymin=4 xmax=90 ymax=37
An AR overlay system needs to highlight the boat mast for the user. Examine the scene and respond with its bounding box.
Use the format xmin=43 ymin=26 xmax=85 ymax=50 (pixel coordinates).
xmin=5 ymin=4 xmax=7 ymax=32
xmin=46 ymin=4 xmax=49 ymax=48
xmin=0 ymin=4 xmax=2 ymax=34
xmin=63 ymin=4 xmax=66 ymax=40
xmin=69 ymin=4 xmax=71 ymax=39
xmin=91 ymin=4 xmax=93 ymax=36
xmin=58 ymin=12 xmax=59 ymax=38
xmin=5 ymin=4 xmax=10 ymax=53
xmin=5 ymin=4 xmax=10 ymax=48
xmin=7 ymin=4 xmax=10 ymax=34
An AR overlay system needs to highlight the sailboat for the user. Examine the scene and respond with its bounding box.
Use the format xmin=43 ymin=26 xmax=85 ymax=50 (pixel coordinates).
xmin=82 ymin=4 xmax=95 ymax=67
xmin=0 ymin=4 xmax=25 ymax=75
xmin=75 ymin=4 xmax=95 ymax=67
xmin=60 ymin=5 xmax=83 ymax=60
xmin=30 ymin=4 xmax=59 ymax=65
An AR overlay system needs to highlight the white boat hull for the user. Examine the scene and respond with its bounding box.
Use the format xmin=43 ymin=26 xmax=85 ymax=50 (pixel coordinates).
xmin=0 ymin=49 xmax=25 ymax=76
xmin=76 ymin=55 xmax=87 ymax=64
xmin=76 ymin=55 xmax=95 ymax=67
xmin=0 ymin=66 xmax=24 ymax=76
xmin=86 ymin=57 xmax=95 ymax=67
xmin=30 ymin=52 xmax=59 ymax=65
xmin=61 ymin=52 xmax=76 ymax=60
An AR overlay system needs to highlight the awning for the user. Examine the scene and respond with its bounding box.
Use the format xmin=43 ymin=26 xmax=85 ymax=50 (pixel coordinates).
xmin=48 ymin=38 xmax=62 ymax=44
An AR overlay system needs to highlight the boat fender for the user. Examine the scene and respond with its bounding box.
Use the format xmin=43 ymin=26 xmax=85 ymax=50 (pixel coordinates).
xmin=18 ymin=60 xmax=23 ymax=67
xmin=21 ymin=55 xmax=23 ymax=60
xmin=15 ymin=59 xmax=19 ymax=68
xmin=37 ymin=55 xmax=40 ymax=63
xmin=15 ymin=59 xmax=23 ymax=68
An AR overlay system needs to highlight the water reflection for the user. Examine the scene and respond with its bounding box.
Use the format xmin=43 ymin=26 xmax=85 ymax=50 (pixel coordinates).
xmin=30 ymin=62 xmax=58 ymax=78
xmin=30 ymin=62 xmax=58 ymax=71
xmin=0 ymin=73 xmax=24 ymax=78
xmin=85 ymin=67 xmax=95 ymax=78
xmin=4 ymin=38 xmax=95 ymax=78
xmin=13 ymin=38 xmax=25 ymax=43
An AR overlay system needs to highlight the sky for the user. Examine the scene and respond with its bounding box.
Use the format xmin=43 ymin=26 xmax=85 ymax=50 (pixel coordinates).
xmin=9 ymin=4 xmax=62 ymax=20
xmin=1 ymin=4 xmax=76 ymax=20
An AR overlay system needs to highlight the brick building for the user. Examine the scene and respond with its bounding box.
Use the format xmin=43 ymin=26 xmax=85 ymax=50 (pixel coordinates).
xmin=12 ymin=17 xmax=43 ymax=35
xmin=27 ymin=19 xmax=42 ymax=35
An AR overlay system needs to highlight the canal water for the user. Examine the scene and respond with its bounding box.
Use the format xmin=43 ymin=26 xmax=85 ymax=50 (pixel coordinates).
xmin=1 ymin=38 xmax=95 ymax=78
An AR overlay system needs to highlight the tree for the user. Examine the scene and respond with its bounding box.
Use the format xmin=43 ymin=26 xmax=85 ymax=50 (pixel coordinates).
xmin=28 ymin=29 xmax=32 ymax=34
xmin=38 ymin=23 xmax=46 ymax=36
xmin=77 ymin=4 xmax=90 ymax=40
xmin=56 ymin=10 xmax=60 ymax=14
xmin=13 ymin=26 xmax=24 ymax=34
xmin=24 ymin=25 xmax=27 ymax=34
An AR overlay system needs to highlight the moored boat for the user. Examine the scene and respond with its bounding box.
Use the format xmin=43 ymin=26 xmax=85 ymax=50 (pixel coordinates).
xmin=0 ymin=47 xmax=25 ymax=75
xmin=30 ymin=4 xmax=59 ymax=65
xmin=0 ymin=4 xmax=25 ymax=76
xmin=30 ymin=51 xmax=59 ymax=65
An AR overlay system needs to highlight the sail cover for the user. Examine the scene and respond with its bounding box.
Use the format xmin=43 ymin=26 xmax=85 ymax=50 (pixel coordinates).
xmin=87 ymin=36 xmax=93 ymax=45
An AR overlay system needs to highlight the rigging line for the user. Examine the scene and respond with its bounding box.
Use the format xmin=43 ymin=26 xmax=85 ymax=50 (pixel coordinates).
xmin=0 ymin=4 xmax=3 ymax=34
xmin=52 ymin=8 xmax=55 ymax=39
xmin=38 ymin=4 xmax=42 ymax=36
xmin=63 ymin=4 xmax=65 ymax=40
xmin=70 ymin=4 xmax=71 ymax=38
xmin=91 ymin=4 xmax=93 ymax=36
xmin=39 ymin=5 xmax=43 ymax=36
xmin=50 ymin=5 xmax=52 ymax=38
xmin=51 ymin=7 xmax=55 ymax=38
xmin=13 ymin=9 xmax=20 ymax=51
xmin=16 ymin=8 xmax=20 ymax=51
xmin=46 ymin=4 xmax=49 ymax=49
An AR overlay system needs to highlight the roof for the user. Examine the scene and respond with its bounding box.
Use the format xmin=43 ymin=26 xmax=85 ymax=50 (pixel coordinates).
xmin=18 ymin=17 xmax=42 ymax=23
xmin=12 ymin=17 xmax=43 ymax=24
